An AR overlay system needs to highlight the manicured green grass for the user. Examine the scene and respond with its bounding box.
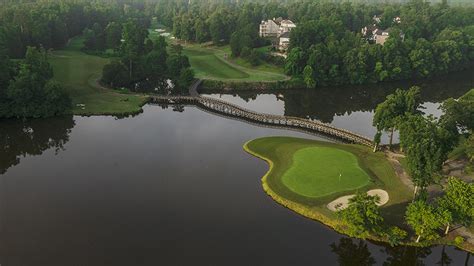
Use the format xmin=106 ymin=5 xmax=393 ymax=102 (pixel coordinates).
xmin=183 ymin=48 xmax=249 ymax=79
xmin=50 ymin=36 xmax=148 ymax=116
xmin=182 ymin=44 xmax=288 ymax=82
xmin=244 ymin=137 xmax=412 ymax=225
xmin=245 ymin=137 xmax=473 ymax=252
xmin=282 ymin=147 xmax=371 ymax=198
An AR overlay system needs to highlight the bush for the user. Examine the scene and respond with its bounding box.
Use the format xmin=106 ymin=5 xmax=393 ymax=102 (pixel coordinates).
xmin=241 ymin=46 xmax=251 ymax=58
xmin=102 ymin=61 xmax=130 ymax=88
xmin=385 ymin=226 xmax=408 ymax=246
xmin=42 ymin=80 xmax=72 ymax=116
xmin=454 ymin=236 xmax=465 ymax=246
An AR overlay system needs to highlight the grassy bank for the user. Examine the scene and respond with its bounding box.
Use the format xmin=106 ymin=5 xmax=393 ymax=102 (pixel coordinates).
xmin=244 ymin=136 xmax=473 ymax=252
xmin=182 ymin=43 xmax=288 ymax=82
xmin=244 ymin=137 xmax=412 ymax=225
xmin=50 ymin=37 xmax=148 ymax=116
xmin=244 ymin=137 xmax=416 ymax=241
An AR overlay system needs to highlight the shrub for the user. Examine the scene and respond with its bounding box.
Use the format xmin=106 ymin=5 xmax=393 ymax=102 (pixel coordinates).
xmin=385 ymin=226 xmax=408 ymax=246
xmin=454 ymin=236 xmax=465 ymax=246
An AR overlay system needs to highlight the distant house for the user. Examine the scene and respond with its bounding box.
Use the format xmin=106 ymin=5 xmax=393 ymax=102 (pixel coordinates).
xmin=361 ymin=14 xmax=403 ymax=45
xmin=259 ymin=19 xmax=280 ymax=38
xmin=259 ymin=18 xmax=296 ymax=52
xmin=361 ymin=24 xmax=378 ymax=42
xmin=279 ymin=19 xmax=296 ymax=35
xmin=362 ymin=25 xmax=403 ymax=46
xmin=373 ymin=15 xmax=382 ymax=24
xmin=374 ymin=29 xmax=391 ymax=45
xmin=279 ymin=32 xmax=291 ymax=51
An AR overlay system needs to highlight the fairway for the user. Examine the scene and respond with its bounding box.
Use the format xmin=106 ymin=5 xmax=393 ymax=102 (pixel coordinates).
xmin=282 ymin=147 xmax=370 ymax=198
xmin=50 ymin=37 xmax=147 ymax=116
xmin=182 ymin=44 xmax=288 ymax=82
xmin=183 ymin=49 xmax=249 ymax=79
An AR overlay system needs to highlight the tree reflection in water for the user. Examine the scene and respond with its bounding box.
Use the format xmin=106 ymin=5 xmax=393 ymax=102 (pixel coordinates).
xmin=329 ymin=237 xmax=471 ymax=266
xmin=0 ymin=116 xmax=75 ymax=174
xmin=330 ymin=237 xmax=376 ymax=266
xmin=224 ymin=69 xmax=473 ymax=124
xmin=382 ymin=244 xmax=432 ymax=266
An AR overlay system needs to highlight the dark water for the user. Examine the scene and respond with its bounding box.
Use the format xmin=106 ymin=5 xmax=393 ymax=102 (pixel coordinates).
xmin=204 ymin=69 xmax=474 ymax=144
xmin=0 ymin=103 xmax=472 ymax=265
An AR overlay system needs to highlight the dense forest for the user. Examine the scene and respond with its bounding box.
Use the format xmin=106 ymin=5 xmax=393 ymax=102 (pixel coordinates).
xmin=0 ymin=0 xmax=193 ymax=118
xmin=158 ymin=0 xmax=474 ymax=87
xmin=1 ymin=0 xmax=474 ymax=118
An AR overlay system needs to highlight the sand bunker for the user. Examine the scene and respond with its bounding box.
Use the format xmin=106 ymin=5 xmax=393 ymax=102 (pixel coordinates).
xmin=327 ymin=189 xmax=389 ymax=212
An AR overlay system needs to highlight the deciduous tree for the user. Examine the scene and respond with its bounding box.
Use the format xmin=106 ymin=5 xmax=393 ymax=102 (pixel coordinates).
xmin=399 ymin=115 xmax=458 ymax=194
xmin=405 ymin=200 xmax=443 ymax=243
xmin=338 ymin=192 xmax=383 ymax=238
xmin=121 ymin=18 xmax=149 ymax=80
xmin=438 ymin=177 xmax=474 ymax=229
xmin=372 ymin=87 xmax=422 ymax=149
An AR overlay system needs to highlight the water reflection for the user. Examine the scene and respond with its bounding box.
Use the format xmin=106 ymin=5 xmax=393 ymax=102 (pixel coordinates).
xmin=330 ymin=238 xmax=376 ymax=266
xmin=0 ymin=106 xmax=471 ymax=265
xmin=0 ymin=116 xmax=75 ymax=174
xmin=381 ymin=245 xmax=432 ymax=266
xmin=436 ymin=246 xmax=453 ymax=266
xmin=204 ymin=69 xmax=473 ymax=143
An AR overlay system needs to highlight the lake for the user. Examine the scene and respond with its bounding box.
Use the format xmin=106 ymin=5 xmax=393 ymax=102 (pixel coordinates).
xmin=203 ymin=69 xmax=474 ymax=144
xmin=0 ymin=72 xmax=473 ymax=265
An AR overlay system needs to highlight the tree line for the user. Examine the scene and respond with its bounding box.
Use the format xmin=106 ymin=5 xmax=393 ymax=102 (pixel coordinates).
xmin=286 ymin=0 xmax=474 ymax=87
xmin=0 ymin=45 xmax=71 ymax=119
xmin=153 ymin=0 xmax=474 ymax=86
xmin=338 ymin=88 xmax=473 ymax=246
xmin=0 ymin=0 xmax=195 ymax=118
xmin=0 ymin=0 xmax=152 ymax=118
xmin=100 ymin=23 xmax=195 ymax=92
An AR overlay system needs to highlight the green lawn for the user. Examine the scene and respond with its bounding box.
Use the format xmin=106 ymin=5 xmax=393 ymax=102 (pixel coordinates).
xmin=182 ymin=44 xmax=288 ymax=82
xmin=244 ymin=136 xmax=412 ymax=226
xmin=282 ymin=147 xmax=371 ymax=198
xmin=50 ymin=37 xmax=148 ymax=116
xmin=183 ymin=48 xmax=249 ymax=79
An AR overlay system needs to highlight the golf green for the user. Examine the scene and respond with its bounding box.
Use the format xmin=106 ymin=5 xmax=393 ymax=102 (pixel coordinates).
xmin=281 ymin=147 xmax=371 ymax=198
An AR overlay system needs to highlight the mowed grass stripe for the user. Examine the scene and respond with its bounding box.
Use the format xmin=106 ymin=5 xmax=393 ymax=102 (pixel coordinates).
xmin=184 ymin=50 xmax=249 ymax=79
xmin=181 ymin=44 xmax=288 ymax=82
xmin=282 ymin=147 xmax=370 ymax=198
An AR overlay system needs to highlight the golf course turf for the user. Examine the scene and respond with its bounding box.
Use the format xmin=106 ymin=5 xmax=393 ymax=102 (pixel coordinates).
xmin=50 ymin=37 xmax=148 ymax=116
xmin=244 ymin=136 xmax=412 ymax=229
xmin=282 ymin=147 xmax=370 ymax=198
xmin=182 ymin=44 xmax=288 ymax=82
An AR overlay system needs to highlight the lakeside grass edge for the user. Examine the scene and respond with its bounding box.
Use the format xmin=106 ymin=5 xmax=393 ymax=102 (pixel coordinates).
xmin=242 ymin=138 xmax=474 ymax=253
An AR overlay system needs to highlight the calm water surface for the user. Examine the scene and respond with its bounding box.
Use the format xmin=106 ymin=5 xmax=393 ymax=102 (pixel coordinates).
xmin=204 ymin=69 xmax=474 ymax=144
xmin=1 ymin=72 xmax=473 ymax=265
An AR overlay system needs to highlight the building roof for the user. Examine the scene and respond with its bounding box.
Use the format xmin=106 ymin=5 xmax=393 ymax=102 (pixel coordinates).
xmin=280 ymin=19 xmax=295 ymax=25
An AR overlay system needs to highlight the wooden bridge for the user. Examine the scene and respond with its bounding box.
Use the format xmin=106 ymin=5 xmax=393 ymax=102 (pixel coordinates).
xmin=150 ymin=80 xmax=375 ymax=148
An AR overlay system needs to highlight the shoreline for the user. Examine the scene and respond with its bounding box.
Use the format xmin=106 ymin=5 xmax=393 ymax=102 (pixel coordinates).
xmin=243 ymin=137 xmax=473 ymax=253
